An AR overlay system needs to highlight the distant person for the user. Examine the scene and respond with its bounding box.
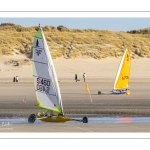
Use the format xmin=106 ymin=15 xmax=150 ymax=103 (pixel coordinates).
xmin=16 ymin=76 xmax=19 ymax=82
xmin=83 ymin=73 xmax=86 ymax=82
xmin=75 ymin=74 xmax=78 ymax=82
xmin=13 ymin=77 xmax=15 ymax=82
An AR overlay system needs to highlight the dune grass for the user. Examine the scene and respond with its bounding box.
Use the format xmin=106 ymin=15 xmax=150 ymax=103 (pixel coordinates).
xmin=0 ymin=23 xmax=150 ymax=59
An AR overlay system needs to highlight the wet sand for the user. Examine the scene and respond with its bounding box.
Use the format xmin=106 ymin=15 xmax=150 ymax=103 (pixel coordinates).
xmin=0 ymin=79 xmax=150 ymax=132
xmin=1 ymin=122 xmax=150 ymax=132
xmin=0 ymin=80 xmax=150 ymax=117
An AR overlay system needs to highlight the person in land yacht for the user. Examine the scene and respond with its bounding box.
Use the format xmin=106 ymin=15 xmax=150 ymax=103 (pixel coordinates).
xmin=113 ymin=88 xmax=129 ymax=94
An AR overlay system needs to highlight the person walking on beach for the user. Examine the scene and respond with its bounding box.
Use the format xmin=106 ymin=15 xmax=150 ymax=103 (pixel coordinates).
xmin=83 ymin=73 xmax=86 ymax=82
xmin=75 ymin=74 xmax=78 ymax=82
xmin=16 ymin=76 xmax=19 ymax=82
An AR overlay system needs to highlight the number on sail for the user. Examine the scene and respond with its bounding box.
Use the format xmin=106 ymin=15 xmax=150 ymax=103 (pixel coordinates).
xmin=36 ymin=77 xmax=51 ymax=93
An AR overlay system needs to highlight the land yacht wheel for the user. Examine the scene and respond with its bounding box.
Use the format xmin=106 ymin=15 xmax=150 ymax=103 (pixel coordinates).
xmin=126 ymin=90 xmax=130 ymax=95
xmin=28 ymin=114 xmax=36 ymax=123
xmin=98 ymin=91 xmax=101 ymax=95
xmin=83 ymin=117 xmax=88 ymax=123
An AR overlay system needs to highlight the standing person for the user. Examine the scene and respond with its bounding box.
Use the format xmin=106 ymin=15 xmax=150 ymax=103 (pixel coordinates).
xmin=13 ymin=77 xmax=15 ymax=82
xmin=83 ymin=73 xmax=86 ymax=82
xmin=16 ymin=76 xmax=19 ymax=82
xmin=75 ymin=74 xmax=78 ymax=82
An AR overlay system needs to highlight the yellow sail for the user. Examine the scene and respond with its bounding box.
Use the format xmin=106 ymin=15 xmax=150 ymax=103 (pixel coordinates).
xmin=113 ymin=49 xmax=130 ymax=89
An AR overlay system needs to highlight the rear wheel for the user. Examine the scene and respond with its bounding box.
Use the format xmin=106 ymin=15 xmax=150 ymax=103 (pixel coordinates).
xmin=28 ymin=114 xmax=36 ymax=123
xmin=83 ymin=117 xmax=88 ymax=123
xmin=98 ymin=91 xmax=101 ymax=95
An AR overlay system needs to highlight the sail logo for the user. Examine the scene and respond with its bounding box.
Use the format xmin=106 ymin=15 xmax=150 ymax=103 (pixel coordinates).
xmin=122 ymin=76 xmax=128 ymax=80
xmin=36 ymin=49 xmax=42 ymax=56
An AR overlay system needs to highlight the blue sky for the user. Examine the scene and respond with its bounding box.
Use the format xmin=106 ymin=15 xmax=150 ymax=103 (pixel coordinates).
xmin=0 ymin=18 xmax=150 ymax=31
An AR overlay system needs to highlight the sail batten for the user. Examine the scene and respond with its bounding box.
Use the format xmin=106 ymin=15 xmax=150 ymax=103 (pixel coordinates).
xmin=33 ymin=61 xmax=47 ymax=65
xmin=33 ymin=28 xmax=63 ymax=114
xmin=33 ymin=75 xmax=52 ymax=80
xmin=33 ymin=47 xmax=44 ymax=49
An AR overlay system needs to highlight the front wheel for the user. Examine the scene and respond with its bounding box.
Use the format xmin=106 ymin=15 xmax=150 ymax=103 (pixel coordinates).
xmin=28 ymin=114 xmax=36 ymax=123
xmin=126 ymin=90 xmax=130 ymax=95
xmin=83 ymin=117 xmax=88 ymax=123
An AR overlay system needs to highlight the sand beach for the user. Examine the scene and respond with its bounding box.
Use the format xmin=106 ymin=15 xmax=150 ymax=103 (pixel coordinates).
xmin=0 ymin=54 xmax=150 ymax=132
xmin=0 ymin=53 xmax=150 ymax=82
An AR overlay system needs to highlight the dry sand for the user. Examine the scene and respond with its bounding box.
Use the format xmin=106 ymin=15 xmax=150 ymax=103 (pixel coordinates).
xmin=0 ymin=53 xmax=150 ymax=82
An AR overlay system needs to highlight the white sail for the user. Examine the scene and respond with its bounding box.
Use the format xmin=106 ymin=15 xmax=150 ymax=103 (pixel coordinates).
xmin=32 ymin=28 xmax=63 ymax=114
